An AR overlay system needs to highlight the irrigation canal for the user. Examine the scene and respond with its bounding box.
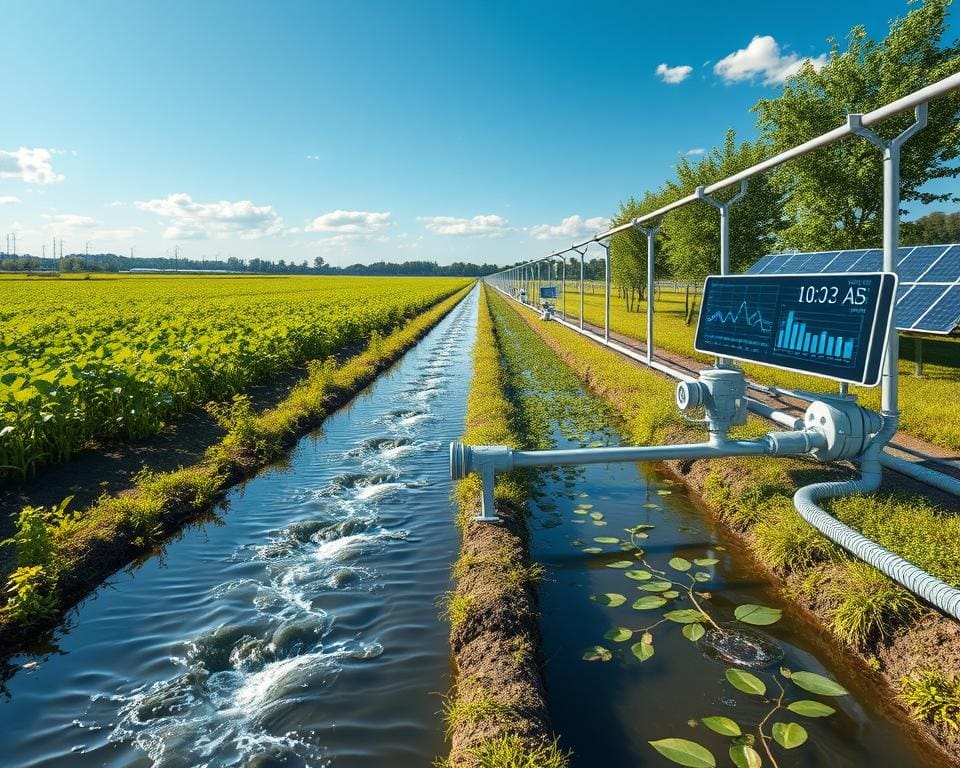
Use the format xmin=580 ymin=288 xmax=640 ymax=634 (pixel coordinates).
xmin=493 ymin=298 xmax=945 ymax=768
xmin=1 ymin=287 xmax=479 ymax=767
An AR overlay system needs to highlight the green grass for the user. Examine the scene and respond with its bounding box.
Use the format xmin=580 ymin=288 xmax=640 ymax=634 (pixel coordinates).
xmin=553 ymin=283 xmax=960 ymax=449
xmin=465 ymin=735 xmax=571 ymax=768
xmin=442 ymin=680 xmax=516 ymax=737
xmin=900 ymin=668 xmax=960 ymax=733
xmin=824 ymin=560 xmax=921 ymax=647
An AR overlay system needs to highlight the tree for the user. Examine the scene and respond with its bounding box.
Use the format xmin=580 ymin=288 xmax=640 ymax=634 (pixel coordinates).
xmin=901 ymin=210 xmax=960 ymax=244
xmin=753 ymin=0 xmax=960 ymax=250
xmin=313 ymin=256 xmax=325 ymax=270
xmin=609 ymin=188 xmax=673 ymax=311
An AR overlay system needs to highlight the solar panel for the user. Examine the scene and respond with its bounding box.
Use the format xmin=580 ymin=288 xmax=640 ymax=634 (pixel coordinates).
xmin=745 ymin=243 xmax=960 ymax=334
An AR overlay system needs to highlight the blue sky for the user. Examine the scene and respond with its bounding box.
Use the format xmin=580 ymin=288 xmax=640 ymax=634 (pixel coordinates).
xmin=1 ymin=0 xmax=955 ymax=266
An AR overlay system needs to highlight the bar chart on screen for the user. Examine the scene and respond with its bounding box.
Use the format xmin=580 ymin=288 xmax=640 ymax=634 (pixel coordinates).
xmin=773 ymin=308 xmax=861 ymax=364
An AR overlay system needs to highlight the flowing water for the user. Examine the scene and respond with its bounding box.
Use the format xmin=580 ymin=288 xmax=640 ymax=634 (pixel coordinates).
xmin=491 ymin=298 xmax=946 ymax=768
xmin=0 ymin=288 xmax=479 ymax=768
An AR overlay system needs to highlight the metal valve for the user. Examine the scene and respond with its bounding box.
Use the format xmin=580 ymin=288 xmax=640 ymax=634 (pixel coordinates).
xmin=676 ymin=367 xmax=748 ymax=435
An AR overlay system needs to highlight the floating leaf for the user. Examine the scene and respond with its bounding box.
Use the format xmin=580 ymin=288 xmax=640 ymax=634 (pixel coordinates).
xmin=593 ymin=537 xmax=619 ymax=544
xmin=573 ymin=509 xmax=588 ymax=515
xmin=728 ymin=744 xmax=762 ymax=768
xmin=588 ymin=440 xmax=604 ymax=448
xmin=734 ymin=604 xmax=783 ymax=626
xmin=641 ymin=631 xmax=653 ymax=644
xmin=577 ymin=504 xmax=594 ymax=510
xmin=633 ymin=596 xmax=668 ymax=610
xmin=591 ymin=593 xmax=626 ymax=607
xmin=648 ymin=738 xmax=715 ymax=768
xmin=787 ymin=700 xmax=836 ymax=718
xmin=631 ymin=640 xmax=655 ymax=662
xmin=625 ymin=570 xmax=653 ymax=581
xmin=606 ymin=560 xmax=633 ymax=569
xmin=663 ymin=590 xmax=680 ymax=599
xmin=701 ymin=716 xmax=741 ymax=737
xmin=582 ymin=547 xmax=602 ymax=554
xmin=771 ymin=722 xmax=808 ymax=749
xmin=693 ymin=572 xmax=711 ymax=582
xmin=664 ymin=609 xmax=703 ymax=624
xmin=640 ymin=581 xmax=673 ymax=593
xmin=582 ymin=645 xmax=613 ymax=662
xmin=725 ymin=669 xmax=766 ymax=696
xmin=589 ymin=511 xmax=604 ymax=520
xmin=571 ymin=519 xmax=586 ymax=524
xmin=694 ymin=558 xmax=719 ymax=566
xmin=642 ymin=503 xmax=659 ymax=509
xmin=780 ymin=666 xmax=792 ymax=679
xmin=630 ymin=523 xmax=657 ymax=531
xmin=790 ymin=671 xmax=849 ymax=697
xmin=593 ymin=520 xmax=608 ymax=526
xmin=682 ymin=623 xmax=705 ymax=642
xmin=669 ymin=557 xmax=692 ymax=572
xmin=604 ymin=626 xmax=633 ymax=643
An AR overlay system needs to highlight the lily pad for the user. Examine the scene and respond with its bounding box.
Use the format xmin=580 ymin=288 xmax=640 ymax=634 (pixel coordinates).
xmin=593 ymin=537 xmax=619 ymax=544
xmin=582 ymin=645 xmax=613 ymax=662
xmin=604 ymin=626 xmax=633 ymax=643
xmin=664 ymin=609 xmax=703 ymax=624
xmin=725 ymin=668 xmax=766 ymax=696
xmin=728 ymin=744 xmax=762 ymax=768
xmin=633 ymin=595 xmax=668 ymax=610
xmin=605 ymin=560 xmax=633 ymax=569
xmin=787 ymin=700 xmax=836 ymax=718
xmin=694 ymin=557 xmax=719 ymax=566
xmin=631 ymin=640 xmax=655 ymax=662
xmin=669 ymin=557 xmax=692 ymax=572
xmin=772 ymin=722 xmax=808 ymax=749
xmin=734 ymin=604 xmax=783 ymax=626
xmin=582 ymin=547 xmax=602 ymax=554
xmin=639 ymin=581 xmax=673 ymax=593
xmin=656 ymin=489 xmax=673 ymax=496
xmin=591 ymin=593 xmax=627 ymax=607
xmin=625 ymin=570 xmax=652 ymax=580
xmin=701 ymin=716 xmax=741 ymax=737
xmin=592 ymin=520 xmax=608 ymax=526
xmin=682 ymin=623 xmax=705 ymax=642
xmin=662 ymin=590 xmax=680 ymax=599
xmin=648 ymin=738 xmax=716 ymax=768
xmin=589 ymin=511 xmax=604 ymax=520
xmin=573 ymin=509 xmax=588 ymax=515
xmin=693 ymin=572 xmax=711 ymax=582
xmin=577 ymin=504 xmax=594 ymax=510
xmin=790 ymin=671 xmax=849 ymax=696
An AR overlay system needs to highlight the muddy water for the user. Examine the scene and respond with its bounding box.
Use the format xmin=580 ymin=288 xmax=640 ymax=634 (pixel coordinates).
xmin=492 ymin=307 xmax=945 ymax=766
xmin=0 ymin=288 xmax=478 ymax=768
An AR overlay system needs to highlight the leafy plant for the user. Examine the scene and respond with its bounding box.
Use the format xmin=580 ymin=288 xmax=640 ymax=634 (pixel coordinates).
xmin=900 ymin=668 xmax=960 ymax=731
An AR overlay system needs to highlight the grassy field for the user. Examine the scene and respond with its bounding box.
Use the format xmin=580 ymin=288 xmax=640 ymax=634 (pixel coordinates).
xmin=546 ymin=282 xmax=960 ymax=450
xmin=0 ymin=274 xmax=470 ymax=481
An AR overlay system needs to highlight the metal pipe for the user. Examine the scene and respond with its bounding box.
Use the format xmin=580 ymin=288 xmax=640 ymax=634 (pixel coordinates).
xmin=509 ymin=438 xmax=769 ymax=469
xmin=602 ymin=241 xmax=611 ymax=343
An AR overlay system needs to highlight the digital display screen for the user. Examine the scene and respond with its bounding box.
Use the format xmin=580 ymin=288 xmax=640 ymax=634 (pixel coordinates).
xmin=694 ymin=273 xmax=897 ymax=386
xmin=540 ymin=286 xmax=558 ymax=299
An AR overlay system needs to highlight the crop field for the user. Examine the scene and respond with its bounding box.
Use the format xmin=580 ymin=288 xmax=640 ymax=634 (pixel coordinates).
xmin=551 ymin=282 xmax=960 ymax=450
xmin=0 ymin=274 xmax=470 ymax=481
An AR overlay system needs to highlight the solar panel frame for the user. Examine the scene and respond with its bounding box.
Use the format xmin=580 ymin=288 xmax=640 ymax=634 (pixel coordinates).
xmin=743 ymin=243 xmax=960 ymax=335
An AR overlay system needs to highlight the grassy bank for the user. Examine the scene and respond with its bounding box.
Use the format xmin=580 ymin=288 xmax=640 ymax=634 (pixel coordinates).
xmin=491 ymin=289 xmax=960 ymax=759
xmin=443 ymin=285 xmax=569 ymax=768
xmin=0 ymin=284 xmax=474 ymax=658
xmin=558 ymin=285 xmax=960 ymax=449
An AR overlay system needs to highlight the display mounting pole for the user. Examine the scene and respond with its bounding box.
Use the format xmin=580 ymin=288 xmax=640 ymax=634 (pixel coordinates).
xmin=849 ymin=104 xmax=927 ymax=421
xmin=697 ymin=179 xmax=748 ymax=365
xmin=633 ymin=219 xmax=661 ymax=365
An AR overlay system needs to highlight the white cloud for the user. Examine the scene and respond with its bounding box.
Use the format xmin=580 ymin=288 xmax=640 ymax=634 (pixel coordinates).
xmin=714 ymin=35 xmax=827 ymax=85
xmin=420 ymin=214 xmax=511 ymax=238
xmin=0 ymin=196 xmax=20 ymax=205
xmin=47 ymin=213 xmax=99 ymax=229
xmin=305 ymin=209 xmax=392 ymax=235
xmin=685 ymin=148 xmax=706 ymax=156
xmin=655 ymin=63 xmax=693 ymax=84
xmin=0 ymin=147 xmax=65 ymax=184
xmin=41 ymin=212 xmax=141 ymax=241
xmin=528 ymin=215 xmax=610 ymax=241
xmin=106 ymin=200 xmax=125 ymax=208
xmin=305 ymin=154 xmax=321 ymax=161
xmin=134 ymin=192 xmax=284 ymax=240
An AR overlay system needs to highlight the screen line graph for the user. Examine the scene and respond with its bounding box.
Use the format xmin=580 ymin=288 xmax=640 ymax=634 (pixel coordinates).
xmin=705 ymin=300 xmax=774 ymax=334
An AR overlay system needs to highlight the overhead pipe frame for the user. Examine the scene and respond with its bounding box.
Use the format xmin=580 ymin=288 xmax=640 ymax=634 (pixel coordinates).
xmin=476 ymin=76 xmax=960 ymax=621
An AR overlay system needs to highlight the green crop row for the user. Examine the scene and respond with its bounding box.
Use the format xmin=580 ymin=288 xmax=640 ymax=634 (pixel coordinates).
xmin=0 ymin=274 xmax=470 ymax=482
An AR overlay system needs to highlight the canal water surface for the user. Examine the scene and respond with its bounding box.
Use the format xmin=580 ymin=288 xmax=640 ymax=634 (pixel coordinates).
xmin=1 ymin=287 xmax=479 ymax=767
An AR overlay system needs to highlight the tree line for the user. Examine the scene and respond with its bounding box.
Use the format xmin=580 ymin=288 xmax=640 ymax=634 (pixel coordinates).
xmin=608 ymin=0 xmax=960 ymax=311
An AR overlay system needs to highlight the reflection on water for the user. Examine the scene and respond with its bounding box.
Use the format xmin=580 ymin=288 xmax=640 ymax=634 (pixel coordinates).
xmin=1 ymin=288 xmax=478 ymax=768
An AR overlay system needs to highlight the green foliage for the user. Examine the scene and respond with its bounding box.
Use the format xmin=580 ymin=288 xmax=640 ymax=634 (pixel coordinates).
xmin=441 ymin=681 xmax=515 ymax=736
xmin=0 ymin=276 xmax=469 ymax=481
xmin=753 ymin=505 xmax=834 ymax=572
xmin=900 ymin=668 xmax=960 ymax=731
xmin=823 ymin=560 xmax=921 ymax=646
xmin=753 ymin=0 xmax=960 ymax=250
xmin=902 ymin=210 xmax=960 ymax=245
xmin=4 ymin=565 xmax=57 ymax=621
xmin=464 ymin=735 xmax=570 ymax=768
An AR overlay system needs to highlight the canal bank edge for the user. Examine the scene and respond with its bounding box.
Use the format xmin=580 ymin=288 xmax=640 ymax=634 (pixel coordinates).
xmin=443 ymin=284 xmax=569 ymax=768
xmin=0 ymin=283 xmax=476 ymax=661
xmin=490 ymin=289 xmax=960 ymax=765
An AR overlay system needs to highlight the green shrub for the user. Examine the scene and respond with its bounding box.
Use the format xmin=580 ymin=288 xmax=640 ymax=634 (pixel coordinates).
xmin=900 ymin=668 xmax=960 ymax=731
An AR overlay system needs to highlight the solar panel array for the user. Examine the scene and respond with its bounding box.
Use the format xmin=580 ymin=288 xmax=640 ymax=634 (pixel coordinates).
xmin=746 ymin=244 xmax=960 ymax=334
